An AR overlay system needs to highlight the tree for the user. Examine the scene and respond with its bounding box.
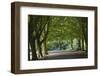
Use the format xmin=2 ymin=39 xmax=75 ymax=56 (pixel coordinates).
xmin=28 ymin=15 xmax=88 ymax=60
xmin=28 ymin=15 xmax=51 ymax=60
xmin=28 ymin=15 xmax=38 ymax=60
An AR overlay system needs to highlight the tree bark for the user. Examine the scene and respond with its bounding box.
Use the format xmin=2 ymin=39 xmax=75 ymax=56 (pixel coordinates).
xmin=37 ymin=39 xmax=43 ymax=58
xmin=31 ymin=37 xmax=38 ymax=60
xmin=42 ymin=39 xmax=48 ymax=55
xmin=44 ymin=40 xmax=48 ymax=55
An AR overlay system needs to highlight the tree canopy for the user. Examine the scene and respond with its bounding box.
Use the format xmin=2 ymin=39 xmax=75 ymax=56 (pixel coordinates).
xmin=28 ymin=15 xmax=88 ymax=60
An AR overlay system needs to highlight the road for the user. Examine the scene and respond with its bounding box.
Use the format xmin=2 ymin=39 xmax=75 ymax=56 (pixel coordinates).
xmin=40 ymin=51 xmax=87 ymax=60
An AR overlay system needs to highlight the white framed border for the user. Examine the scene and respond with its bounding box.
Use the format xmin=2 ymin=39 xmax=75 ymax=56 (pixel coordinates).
xmin=20 ymin=6 xmax=95 ymax=70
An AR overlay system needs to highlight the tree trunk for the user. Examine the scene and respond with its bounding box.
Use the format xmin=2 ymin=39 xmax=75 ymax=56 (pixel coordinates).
xmin=44 ymin=40 xmax=48 ymax=55
xmin=28 ymin=49 xmax=31 ymax=60
xmin=28 ymin=43 xmax=31 ymax=60
xmin=30 ymin=37 xmax=38 ymax=60
xmin=37 ymin=39 xmax=43 ymax=58
xmin=77 ymin=39 xmax=81 ymax=50
xmin=81 ymin=38 xmax=84 ymax=51
xmin=43 ymin=40 xmax=48 ymax=55
xmin=70 ymin=39 xmax=73 ymax=50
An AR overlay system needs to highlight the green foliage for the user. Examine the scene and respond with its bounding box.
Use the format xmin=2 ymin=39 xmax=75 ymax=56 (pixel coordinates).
xmin=28 ymin=15 xmax=88 ymax=60
xmin=47 ymin=16 xmax=88 ymax=51
xmin=47 ymin=16 xmax=85 ymax=40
